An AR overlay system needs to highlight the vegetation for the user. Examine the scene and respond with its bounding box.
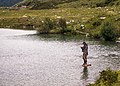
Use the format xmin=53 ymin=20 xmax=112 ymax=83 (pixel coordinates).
xmin=16 ymin=0 xmax=78 ymax=9
xmin=0 ymin=0 xmax=120 ymax=41
xmin=88 ymin=68 xmax=120 ymax=86
xmin=0 ymin=6 xmax=120 ymax=39
xmin=16 ymin=0 xmax=120 ymax=9
xmin=100 ymin=21 xmax=119 ymax=41
xmin=36 ymin=17 xmax=73 ymax=34
xmin=58 ymin=0 xmax=120 ymax=8
xmin=36 ymin=17 xmax=56 ymax=34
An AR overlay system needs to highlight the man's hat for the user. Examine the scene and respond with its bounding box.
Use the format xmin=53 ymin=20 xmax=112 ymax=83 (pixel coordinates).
xmin=83 ymin=42 xmax=86 ymax=44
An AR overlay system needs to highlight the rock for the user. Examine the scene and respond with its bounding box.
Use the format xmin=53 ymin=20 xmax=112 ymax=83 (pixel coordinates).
xmin=22 ymin=15 xmax=27 ymax=18
xmin=100 ymin=17 xmax=106 ymax=20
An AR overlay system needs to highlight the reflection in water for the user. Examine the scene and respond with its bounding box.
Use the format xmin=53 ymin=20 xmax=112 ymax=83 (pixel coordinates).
xmin=82 ymin=67 xmax=88 ymax=80
xmin=81 ymin=67 xmax=89 ymax=86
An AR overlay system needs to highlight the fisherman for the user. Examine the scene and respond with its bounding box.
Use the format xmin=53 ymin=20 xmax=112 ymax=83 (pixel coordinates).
xmin=81 ymin=42 xmax=88 ymax=65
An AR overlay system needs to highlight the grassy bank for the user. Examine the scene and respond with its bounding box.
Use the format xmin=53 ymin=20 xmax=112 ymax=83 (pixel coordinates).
xmin=88 ymin=69 xmax=120 ymax=86
xmin=0 ymin=6 xmax=120 ymax=37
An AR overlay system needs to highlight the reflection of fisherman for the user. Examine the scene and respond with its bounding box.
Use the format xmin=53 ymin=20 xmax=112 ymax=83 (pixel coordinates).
xmin=81 ymin=42 xmax=88 ymax=65
xmin=81 ymin=67 xmax=88 ymax=86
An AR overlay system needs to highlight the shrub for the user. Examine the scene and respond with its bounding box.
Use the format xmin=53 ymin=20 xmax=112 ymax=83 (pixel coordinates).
xmin=96 ymin=68 xmax=118 ymax=86
xmin=58 ymin=18 xmax=67 ymax=34
xmin=100 ymin=21 xmax=118 ymax=41
xmin=36 ymin=18 xmax=70 ymax=34
xmin=98 ymin=69 xmax=118 ymax=84
xmin=36 ymin=17 xmax=56 ymax=33
xmin=88 ymin=68 xmax=118 ymax=86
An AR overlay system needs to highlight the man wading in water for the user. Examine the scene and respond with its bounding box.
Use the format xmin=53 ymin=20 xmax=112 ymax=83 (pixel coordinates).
xmin=81 ymin=42 xmax=88 ymax=66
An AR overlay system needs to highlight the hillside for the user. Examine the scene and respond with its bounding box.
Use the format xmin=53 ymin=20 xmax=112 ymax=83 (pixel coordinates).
xmin=0 ymin=0 xmax=120 ymax=39
xmin=16 ymin=0 xmax=78 ymax=9
xmin=0 ymin=0 xmax=23 ymax=7
xmin=58 ymin=0 xmax=120 ymax=8
xmin=0 ymin=6 xmax=120 ymax=34
xmin=16 ymin=0 xmax=120 ymax=9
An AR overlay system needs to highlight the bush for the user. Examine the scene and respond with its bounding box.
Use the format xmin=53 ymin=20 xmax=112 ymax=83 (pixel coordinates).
xmin=58 ymin=18 xmax=67 ymax=34
xmin=88 ymin=68 xmax=118 ymax=86
xmin=100 ymin=21 xmax=118 ymax=41
xmin=97 ymin=68 xmax=118 ymax=86
xmin=36 ymin=17 xmax=56 ymax=33
xmin=36 ymin=18 xmax=71 ymax=34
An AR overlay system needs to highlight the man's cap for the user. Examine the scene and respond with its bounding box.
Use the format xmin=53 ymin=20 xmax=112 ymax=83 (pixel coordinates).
xmin=83 ymin=42 xmax=86 ymax=44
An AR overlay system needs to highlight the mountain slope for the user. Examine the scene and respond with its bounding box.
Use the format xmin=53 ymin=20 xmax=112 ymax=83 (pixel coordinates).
xmin=16 ymin=0 xmax=78 ymax=9
xmin=16 ymin=0 xmax=120 ymax=9
xmin=57 ymin=0 xmax=120 ymax=8
xmin=0 ymin=0 xmax=23 ymax=7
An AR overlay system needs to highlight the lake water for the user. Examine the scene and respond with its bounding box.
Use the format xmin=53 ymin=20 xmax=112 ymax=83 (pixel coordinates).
xmin=0 ymin=29 xmax=120 ymax=86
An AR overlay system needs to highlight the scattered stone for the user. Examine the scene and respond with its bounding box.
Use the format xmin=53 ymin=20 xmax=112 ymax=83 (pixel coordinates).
xmin=66 ymin=21 xmax=70 ymax=24
xmin=57 ymin=16 xmax=61 ymax=19
xmin=22 ymin=15 xmax=27 ymax=18
xmin=96 ymin=7 xmax=102 ymax=9
xmin=21 ymin=6 xmax=27 ymax=8
xmin=6 ymin=26 xmax=10 ymax=28
xmin=23 ymin=26 xmax=26 ymax=28
xmin=118 ymin=37 xmax=120 ymax=40
xmin=100 ymin=17 xmax=106 ymax=20
xmin=107 ymin=11 xmax=117 ymax=15
xmin=86 ymin=33 xmax=89 ymax=37
xmin=106 ymin=9 xmax=109 ymax=11
xmin=80 ymin=24 xmax=85 ymax=29
xmin=111 ymin=8 xmax=114 ymax=10
xmin=71 ymin=20 xmax=74 ymax=22
xmin=33 ymin=26 xmax=35 ymax=29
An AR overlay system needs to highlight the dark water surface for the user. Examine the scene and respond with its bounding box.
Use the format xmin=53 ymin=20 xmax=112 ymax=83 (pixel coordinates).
xmin=0 ymin=29 xmax=120 ymax=86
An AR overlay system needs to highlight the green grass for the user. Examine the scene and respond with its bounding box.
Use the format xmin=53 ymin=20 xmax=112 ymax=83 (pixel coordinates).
xmin=0 ymin=6 xmax=119 ymax=20
xmin=88 ymin=69 xmax=120 ymax=86
xmin=0 ymin=6 xmax=120 ymax=37
xmin=57 ymin=0 xmax=120 ymax=8
xmin=16 ymin=0 xmax=120 ymax=9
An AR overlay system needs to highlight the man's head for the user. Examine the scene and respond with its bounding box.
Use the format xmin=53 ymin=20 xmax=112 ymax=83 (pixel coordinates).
xmin=83 ymin=42 xmax=86 ymax=44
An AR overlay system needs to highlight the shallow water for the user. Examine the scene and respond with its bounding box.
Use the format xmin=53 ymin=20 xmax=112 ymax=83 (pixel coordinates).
xmin=0 ymin=28 xmax=120 ymax=86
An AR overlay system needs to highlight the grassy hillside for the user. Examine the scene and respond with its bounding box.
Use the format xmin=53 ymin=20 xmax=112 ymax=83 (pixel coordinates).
xmin=57 ymin=0 xmax=120 ymax=8
xmin=16 ymin=0 xmax=120 ymax=9
xmin=16 ymin=0 xmax=78 ymax=9
xmin=0 ymin=0 xmax=120 ymax=39
xmin=0 ymin=6 xmax=120 ymax=36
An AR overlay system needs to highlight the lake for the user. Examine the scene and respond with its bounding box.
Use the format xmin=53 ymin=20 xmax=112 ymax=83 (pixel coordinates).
xmin=0 ymin=29 xmax=120 ymax=86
